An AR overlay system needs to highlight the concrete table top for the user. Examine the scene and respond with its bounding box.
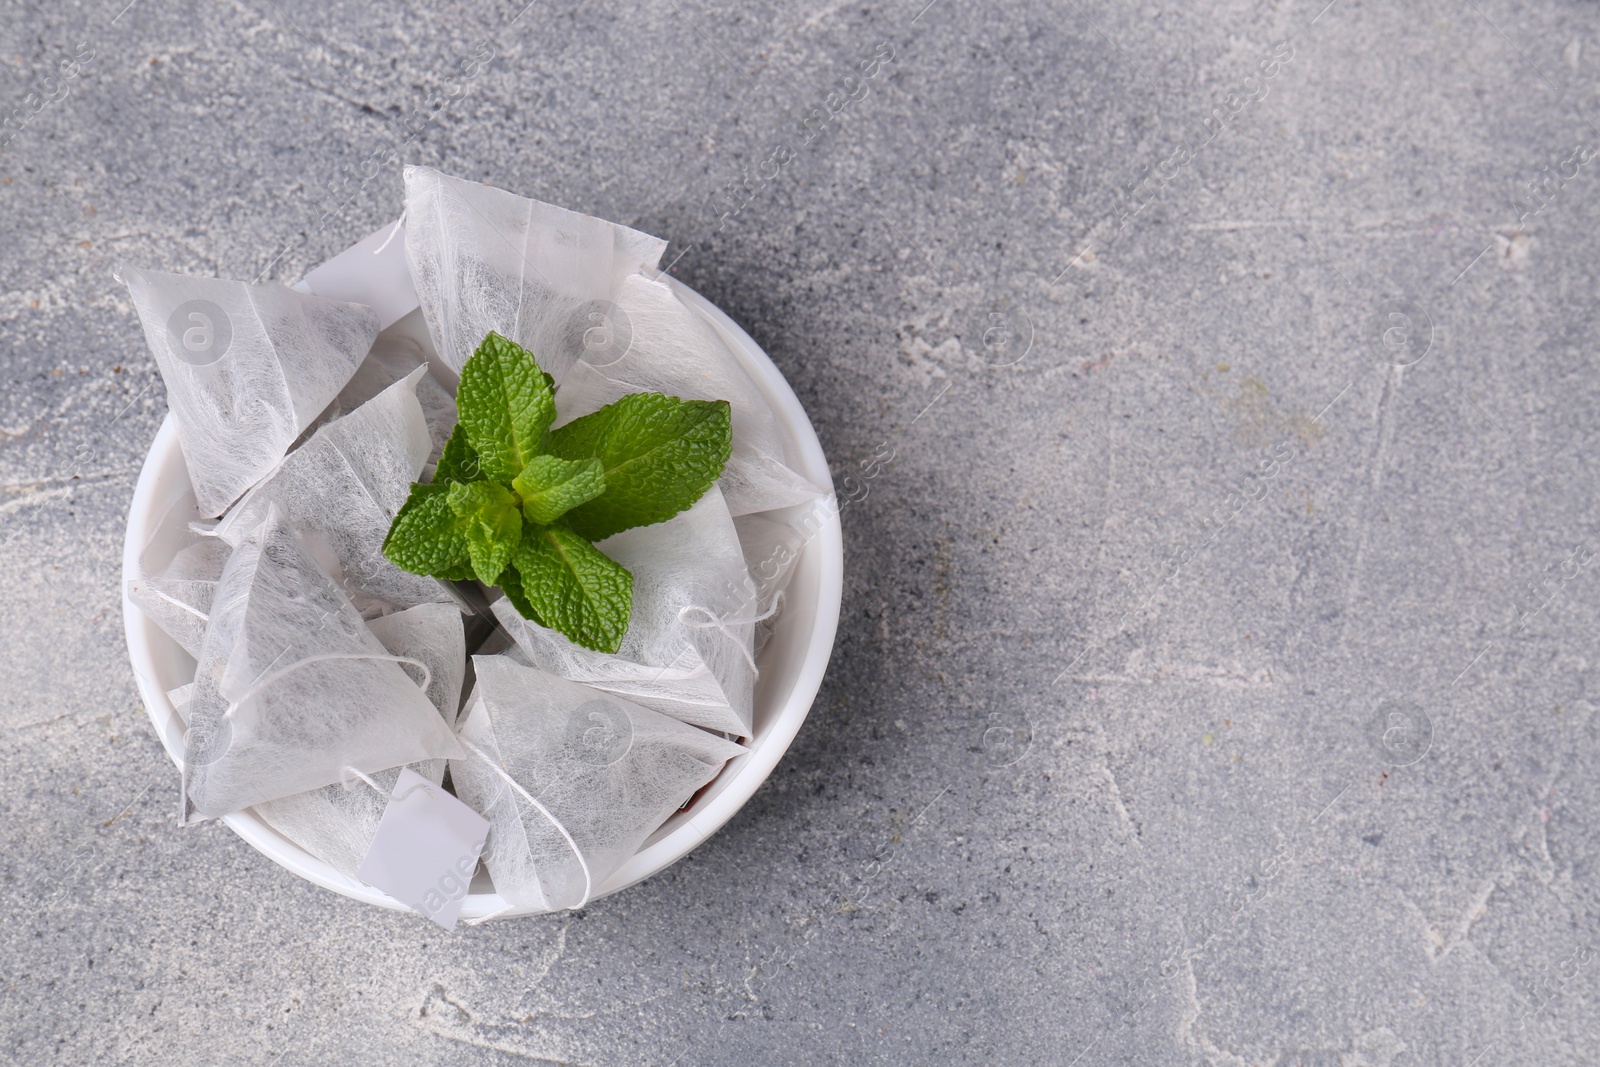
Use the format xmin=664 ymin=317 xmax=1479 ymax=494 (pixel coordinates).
xmin=2 ymin=0 xmax=1598 ymax=1063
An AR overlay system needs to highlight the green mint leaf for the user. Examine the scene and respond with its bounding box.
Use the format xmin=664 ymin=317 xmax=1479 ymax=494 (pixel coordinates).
xmin=433 ymin=422 xmax=484 ymax=486
xmin=512 ymin=524 xmax=634 ymax=653
xmin=437 ymin=559 xmax=477 ymax=582
xmin=455 ymin=332 xmax=555 ymax=482
xmin=497 ymin=562 xmax=544 ymax=624
xmin=511 ymin=455 xmax=607 ymax=525
xmin=382 ymin=483 xmax=472 ymax=577
xmin=447 ymin=480 xmax=522 ymax=586
xmin=545 ymin=393 xmax=732 ymax=541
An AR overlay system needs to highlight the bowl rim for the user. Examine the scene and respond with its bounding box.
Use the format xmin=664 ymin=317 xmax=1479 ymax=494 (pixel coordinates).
xmin=120 ymin=221 xmax=843 ymax=918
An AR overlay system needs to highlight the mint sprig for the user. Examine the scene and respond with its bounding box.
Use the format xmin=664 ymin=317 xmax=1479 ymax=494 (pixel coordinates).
xmin=381 ymin=331 xmax=732 ymax=653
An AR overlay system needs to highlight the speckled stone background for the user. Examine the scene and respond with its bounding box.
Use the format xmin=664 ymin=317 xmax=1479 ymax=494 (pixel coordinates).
xmin=4 ymin=0 xmax=1600 ymax=1063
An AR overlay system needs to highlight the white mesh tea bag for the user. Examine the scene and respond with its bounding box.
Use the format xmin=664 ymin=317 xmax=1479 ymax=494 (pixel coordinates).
xmin=733 ymin=509 xmax=813 ymax=613
xmin=450 ymin=655 xmax=744 ymax=913
xmin=363 ymin=603 xmax=470 ymax=729
xmin=493 ymin=487 xmax=762 ymax=737
xmin=557 ymin=272 xmax=823 ymax=516
xmin=215 ymin=368 xmax=461 ymax=617
xmin=733 ymin=501 xmax=830 ymax=656
xmin=180 ymin=507 xmax=462 ymax=823
xmin=253 ymin=602 xmax=468 ymax=879
xmin=403 ymin=166 xmax=667 ymax=383
xmin=301 ymin=333 xmax=457 ymax=466
xmin=121 ymin=266 xmax=378 ymax=516
xmin=126 ymin=486 xmax=231 ymax=659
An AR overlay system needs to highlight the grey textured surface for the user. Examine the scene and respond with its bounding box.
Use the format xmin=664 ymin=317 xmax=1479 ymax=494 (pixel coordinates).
xmin=3 ymin=0 xmax=1600 ymax=1063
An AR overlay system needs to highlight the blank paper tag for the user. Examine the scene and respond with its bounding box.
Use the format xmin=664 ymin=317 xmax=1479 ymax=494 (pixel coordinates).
xmin=357 ymin=767 xmax=490 ymax=931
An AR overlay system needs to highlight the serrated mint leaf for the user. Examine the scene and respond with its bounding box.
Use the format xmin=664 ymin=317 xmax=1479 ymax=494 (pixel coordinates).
xmin=456 ymin=332 xmax=555 ymax=482
xmin=433 ymin=422 xmax=484 ymax=486
xmin=512 ymin=524 xmax=633 ymax=653
xmin=447 ymin=480 xmax=522 ymax=586
xmin=497 ymin=562 xmax=544 ymax=624
xmin=545 ymin=393 xmax=732 ymax=541
xmin=436 ymin=559 xmax=477 ymax=582
xmin=382 ymin=483 xmax=472 ymax=577
xmin=511 ymin=455 xmax=606 ymax=525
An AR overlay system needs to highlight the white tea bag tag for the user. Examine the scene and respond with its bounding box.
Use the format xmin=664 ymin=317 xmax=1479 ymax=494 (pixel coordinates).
xmin=357 ymin=767 xmax=489 ymax=931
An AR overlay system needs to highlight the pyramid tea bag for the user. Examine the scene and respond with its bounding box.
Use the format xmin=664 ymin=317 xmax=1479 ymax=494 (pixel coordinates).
xmin=557 ymin=272 xmax=823 ymax=517
xmin=216 ymin=367 xmax=461 ymax=617
xmin=127 ymin=541 xmax=227 ymax=659
xmin=121 ymin=266 xmax=378 ymax=516
xmin=493 ymin=487 xmax=762 ymax=737
xmin=253 ymin=602 xmax=468 ymax=880
xmin=450 ymin=655 xmax=744 ymax=913
xmin=733 ymin=508 xmax=817 ymax=613
xmin=181 ymin=507 xmax=462 ymax=823
xmin=126 ymin=486 xmax=231 ymax=659
xmin=363 ymin=603 xmax=470 ymax=731
xmin=733 ymin=500 xmax=829 ymax=656
xmin=300 ymin=333 xmax=457 ymax=466
xmin=403 ymin=166 xmax=667 ymax=384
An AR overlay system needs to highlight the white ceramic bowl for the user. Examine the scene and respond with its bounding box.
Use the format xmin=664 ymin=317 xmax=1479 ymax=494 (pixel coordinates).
xmin=120 ymin=223 xmax=843 ymax=919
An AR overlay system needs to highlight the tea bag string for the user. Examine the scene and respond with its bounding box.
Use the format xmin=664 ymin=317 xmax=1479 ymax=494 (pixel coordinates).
xmin=677 ymin=592 xmax=784 ymax=675
xmin=229 ymin=652 xmax=434 ymax=715
xmin=373 ymin=212 xmax=405 ymax=255
xmin=138 ymin=582 xmax=210 ymax=623
xmin=338 ymin=766 xmax=433 ymax=803
xmin=456 ymin=737 xmax=593 ymax=911
xmin=202 ymin=653 xmax=434 ymax=762
xmin=460 ymin=903 xmax=515 ymax=926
